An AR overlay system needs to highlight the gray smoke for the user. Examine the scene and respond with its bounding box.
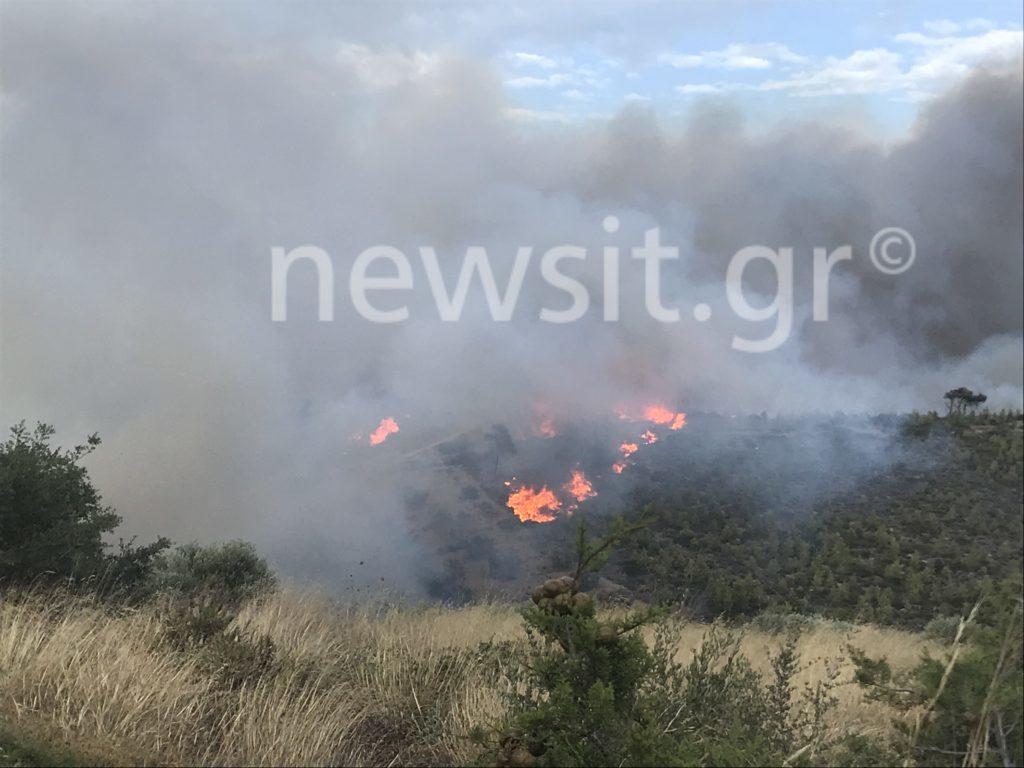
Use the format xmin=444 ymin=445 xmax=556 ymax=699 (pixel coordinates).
xmin=1 ymin=4 xmax=1021 ymax=588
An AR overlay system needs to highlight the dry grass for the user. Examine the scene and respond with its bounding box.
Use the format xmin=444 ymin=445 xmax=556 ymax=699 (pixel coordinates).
xmin=0 ymin=590 xmax=936 ymax=766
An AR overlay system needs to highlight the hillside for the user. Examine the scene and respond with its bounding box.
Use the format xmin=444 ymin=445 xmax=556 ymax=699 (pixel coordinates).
xmin=0 ymin=412 xmax=1021 ymax=766
xmin=400 ymin=412 xmax=1023 ymax=627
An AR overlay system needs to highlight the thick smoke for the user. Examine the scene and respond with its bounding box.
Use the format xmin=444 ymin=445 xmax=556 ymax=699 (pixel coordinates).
xmin=1 ymin=4 xmax=1021 ymax=588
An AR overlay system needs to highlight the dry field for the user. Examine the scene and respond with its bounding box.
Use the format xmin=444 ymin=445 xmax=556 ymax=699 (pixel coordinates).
xmin=0 ymin=589 xmax=937 ymax=766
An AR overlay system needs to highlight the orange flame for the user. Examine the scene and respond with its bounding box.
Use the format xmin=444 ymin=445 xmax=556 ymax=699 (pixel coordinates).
xmin=369 ymin=417 xmax=400 ymax=446
xmin=563 ymin=468 xmax=597 ymax=503
xmin=640 ymin=429 xmax=658 ymax=445
xmin=643 ymin=405 xmax=687 ymax=430
xmin=507 ymin=485 xmax=561 ymax=523
xmin=612 ymin=441 xmax=640 ymax=475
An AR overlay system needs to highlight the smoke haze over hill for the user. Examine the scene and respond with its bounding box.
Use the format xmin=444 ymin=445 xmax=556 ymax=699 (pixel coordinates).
xmin=1 ymin=3 xmax=1021 ymax=588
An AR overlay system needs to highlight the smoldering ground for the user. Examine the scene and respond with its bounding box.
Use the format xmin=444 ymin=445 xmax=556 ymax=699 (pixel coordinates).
xmin=1 ymin=4 xmax=1021 ymax=592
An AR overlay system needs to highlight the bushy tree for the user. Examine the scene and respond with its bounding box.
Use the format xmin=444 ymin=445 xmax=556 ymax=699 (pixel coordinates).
xmin=0 ymin=422 xmax=123 ymax=584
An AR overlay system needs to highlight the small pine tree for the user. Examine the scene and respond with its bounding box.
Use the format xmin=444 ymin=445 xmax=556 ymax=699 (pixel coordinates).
xmin=480 ymin=520 xmax=697 ymax=767
xmin=475 ymin=520 xmax=846 ymax=767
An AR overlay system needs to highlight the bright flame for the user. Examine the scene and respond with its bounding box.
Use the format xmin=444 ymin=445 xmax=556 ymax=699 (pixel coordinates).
xmin=643 ymin=405 xmax=687 ymax=430
xmin=507 ymin=485 xmax=561 ymax=523
xmin=612 ymin=442 xmax=640 ymax=475
xmin=369 ymin=417 xmax=400 ymax=446
xmin=640 ymin=429 xmax=658 ymax=445
xmin=563 ymin=468 xmax=597 ymax=503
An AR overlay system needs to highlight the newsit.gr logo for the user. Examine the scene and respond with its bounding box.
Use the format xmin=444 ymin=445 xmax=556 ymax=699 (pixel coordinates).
xmin=270 ymin=220 xmax=915 ymax=354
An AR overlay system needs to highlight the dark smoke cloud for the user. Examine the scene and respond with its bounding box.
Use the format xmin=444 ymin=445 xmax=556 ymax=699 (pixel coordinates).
xmin=1 ymin=4 xmax=1020 ymax=586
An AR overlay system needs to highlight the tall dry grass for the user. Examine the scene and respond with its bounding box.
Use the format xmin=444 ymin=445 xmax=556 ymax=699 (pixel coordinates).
xmin=0 ymin=589 xmax=935 ymax=766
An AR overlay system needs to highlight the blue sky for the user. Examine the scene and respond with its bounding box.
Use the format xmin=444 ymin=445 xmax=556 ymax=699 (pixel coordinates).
xmin=484 ymin=1 xmax=1023 ymax=136
xmin=301 ymin=0 xmax=1023 ymax=139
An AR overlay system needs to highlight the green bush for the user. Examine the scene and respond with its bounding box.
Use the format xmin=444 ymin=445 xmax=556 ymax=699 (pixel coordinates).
xmin=478 ymin=521 xmax=839 ymax=767
xmin=199 ymin=631 xmax=277 ymax=690
xmin=823 ymin=734 xmax=900 ymax=767
xmin=922 ymin=614 xmax=962 ymax=644
xmin=159 ymin=597 xmax=235 ymax=648
xmin=753 ymin=610 xmax=817 ymax=636
xmin=852 ymin=591 xmax=1023 ymax=767
xmin=0 ymin=422 xmax=168 ymax=590
xmin=149 ymin=540 xmax=275 ymax=608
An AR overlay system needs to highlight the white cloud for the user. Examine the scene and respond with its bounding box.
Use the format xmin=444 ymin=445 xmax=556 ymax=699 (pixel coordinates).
xmin=923 ymin=18 xmax=994 ymax=35
xmin=759 ymin=26 xmax=1023 ymax=98
xmin=661 ymin=53 xmax=704 ymax=68
xmin=623 ymin=92 xmax=651 ymax=102
xmin=660 ymin=43 xmax=805 ymax=70
xmin=676 ymin=83 xmax=722 ymax=94
xmin=506 ymin=72 xmax=573 ymax=88
xmin=760 ymin=48 xmax=904 ymax=96
xmin=563 ymin=89 xmax=588 ymax=100
xmin=901 ymin=28 xmax=1023 ymax=83
xmin=923 ymin=19 xmax=962 ymax=36
xmin=506 ymin=64 xmax=611 ymax=91
xmin=506 ymin=51 xmax=558 ymax=69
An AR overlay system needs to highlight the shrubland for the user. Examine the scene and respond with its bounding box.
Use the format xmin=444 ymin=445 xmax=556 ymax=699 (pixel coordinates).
xmin=616 ymin=411 xmax=1023 ymax=626
xmin=1 ymin=417 xmax=1021 ymax=766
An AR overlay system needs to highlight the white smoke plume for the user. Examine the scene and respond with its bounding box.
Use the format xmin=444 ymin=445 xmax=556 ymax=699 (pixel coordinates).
xmin=1 ymin=4 xmax=1020 ymax=587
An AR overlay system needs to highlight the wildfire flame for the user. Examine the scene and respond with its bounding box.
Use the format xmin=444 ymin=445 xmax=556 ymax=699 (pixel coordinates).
xmin=612 ymin=441 xmax=639 ymax=474
xmin=507 ymin=485 xmax=562 ymax=523
xmin=369 ymin=417 xmax=400 ymax=446
xmin=608 ymin=405 xmax=686 ymax=474
xmin=643 ymin=405 xmax=686 ymax=430
xmin=504 ymin=402 xmax=689 ymax=521
xmin=563 ymin=468 xmax=596 ymax=503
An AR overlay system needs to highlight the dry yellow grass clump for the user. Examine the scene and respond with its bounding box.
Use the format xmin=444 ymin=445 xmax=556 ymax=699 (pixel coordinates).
xmin=0 ymin=589 xmax=934 ymax=766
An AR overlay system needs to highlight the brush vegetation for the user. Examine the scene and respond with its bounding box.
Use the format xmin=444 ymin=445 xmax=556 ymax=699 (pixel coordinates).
xmin=615 ymin=411 xmax=1023 ymax=626
xmin=0 ymin=586 xmax=955 ymax=766
xmin=1 ymin=417 xmax=1021 ymax=766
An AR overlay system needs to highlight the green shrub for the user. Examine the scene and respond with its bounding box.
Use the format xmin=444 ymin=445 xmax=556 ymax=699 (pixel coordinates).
xmin=922 ymin=614 xmax=961 ymax=644
xmin=852 ymin=592 xmax=1023 ymax=767
xmin=149 ymin=540 xmax=275 ymax=608
xmin=481 ymin=521 xmax=690 ymax=766
xmin=478 ymin=521 xmax=839 ymax=767
xmin=159 ymin=597 xmax=235 ymax=649
xmin=199 ymin=631 xmax=277 ymax=690
xmin=822 ymin=734 xmax=900 ymax=767
xmin=753 ymin=610 xmax=816 ymax=636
